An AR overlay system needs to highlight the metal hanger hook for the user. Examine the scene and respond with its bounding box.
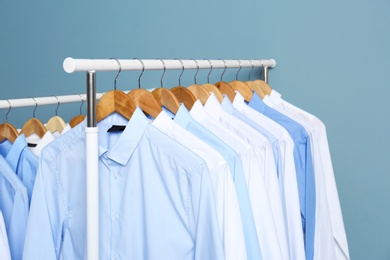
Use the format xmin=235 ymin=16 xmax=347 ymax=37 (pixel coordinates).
xmin=205 ymin=59 xmax=213 ymax=83
xmin=236 ymin=59 xmax=242 ymax=80
xmin=110 ymin=58 xmax=122 ymax=90
xmin=259 ymin=60 xmax=265 ymax=79
xmin=191 ymin=59 xmax=199 ymax=84
xmin=78 ymin=94 xmax=84 ymax=115
xmin=174 ymin=58 xmax=185 ymax=86
xmin=31 ymin=97 xmax=38 ymax=118
xmin=4 ymin=99 xmax=11 ymax=122
xmin=53 ymin=96 xmax=60 ymax=116
xmin=133 ymin=58 xmax=145 ymax=89
xmin=157 ymin=58 xmax=166 ymax=88
xmin=219 ymin=59 xmax=227 ymax=81
xmin=249 ymin=60 xmax=255 ymax=81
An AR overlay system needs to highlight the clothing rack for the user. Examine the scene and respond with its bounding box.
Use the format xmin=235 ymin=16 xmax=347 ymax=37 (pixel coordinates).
xmin=2 ymin=58 xmax=276 ymax=260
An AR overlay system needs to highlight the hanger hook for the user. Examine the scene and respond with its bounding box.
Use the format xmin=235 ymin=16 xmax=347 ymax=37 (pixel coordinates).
xmin=110 ymin=58 xmax=121 ymax=90
xmin=53 ymin=95 xmax=60 ymax=116
xmin=174 ymin=58 xmax=185 ymax=86
xmin=4 ymin=99 xmax=12 ymax=122
xmin=78 ymin=94 xmax=84 ymax=115
xmin=191 ymin=59 xmax=199 ymax=84
xmin=236 ymin=59 xmax=242 ymax=80
xmin=219 ymin=59 xmax=227 ymax=81
xmin=31 ymin=97 xmax=38 ymax=118
xmin=205 ymin=59 xmax=213 ymax=83
xmin=133 ymin=58 xmax=145 ymax=89
xmin=258 ymin=60 xmax=265 ymax=79
xmin=157 ymin=58 xmax=166 ymax=88
xmin=249 ymin=60 xmax=255 ymax=81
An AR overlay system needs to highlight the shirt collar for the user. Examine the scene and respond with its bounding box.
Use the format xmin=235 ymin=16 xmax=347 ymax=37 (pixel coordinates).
xmin=204 ymin=92 xmax=223 ymax=120
xmin=174 ymin=104 xmax=191 ymax=128
xmin=97 ymin=108 xmax=149 ymax=166
xmin=232 ymin=91 xmax=246 ymax=111
xmin=220 ymin=95 xmax=234 ymax=114
xmin=152 ymin=110 xmax=174 ymax=132
xmin=270 ymin=89 xmax=282 ymax=100
xmin=248 ymin=91 xmax=266 ymax=112
xmin=189 ymin=100 xmax=206 ymax=122
xmin=263 ymin=94 xmax=276 ymax=108
xmin=6 ymin=134 xmax=29 ymax=171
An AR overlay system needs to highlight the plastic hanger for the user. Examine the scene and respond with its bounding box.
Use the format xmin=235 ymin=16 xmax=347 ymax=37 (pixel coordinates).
xmin=69 ymin=94 xmax=86 ymax=128
xmin=45 ymin=96 xmax=66 ymax=134
xmin=96 ymin=59 xmax=136 ymax=122
xmin=201 ymin=59 xmax=224 ymax=102
xmin=151 ymin=59 xmax=180 ymax=114
xmin=20 ymin=98 xmax=47 ymax=138
xmin=187 ymin=59 xmax=210 ymax=105
xmin=228 ymin=60 xmax=253 ymax=102
xmin=170 ymin=59 xmax=197 ymax=110
xmin=214 ymin=59 xmax=236 ymax=102
xmin=0 ymin=100 xmax=19 ymax=143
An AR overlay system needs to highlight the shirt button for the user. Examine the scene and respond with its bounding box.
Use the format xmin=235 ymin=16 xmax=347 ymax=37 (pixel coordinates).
xmin=114 ymin=253 xmax=119 ymax=259
xmin=114 ymin=212 xmax=119 ymax=221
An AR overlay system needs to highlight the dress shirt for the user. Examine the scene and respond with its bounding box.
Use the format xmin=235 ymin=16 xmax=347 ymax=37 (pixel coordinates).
xmin=0 ymin=135 xmax=38 ymax=204
xmin=249 ymin=92 xmax=316 ymax=260
xmin=24 ymin=109 xmax=225 ymax=260
xmin=26 ymin=131 xmax=55 ymax=157
xmin=153 ymin=110 xmax=247 ymax=260
xmin=190 ymin=100 xmax=282 ymax=260
xmin=0 ymin=155 xmax=29 ymax=260
xmin=269 ymin=90 xmax=350 ymax=260
xmin=204 ymin=93 xmax=289 ymax=260
xmin=232 ymin=92 xmax=305 ymax=260
xmin=61 ymin=123 xmax=72 ymax=135
xmin=0 ymin=210 xmax=11 ymax=260
xmin=221 ymin=95 xmax=280 ymax=173
xmin=174 ymin=104 xmax=262 ymax=260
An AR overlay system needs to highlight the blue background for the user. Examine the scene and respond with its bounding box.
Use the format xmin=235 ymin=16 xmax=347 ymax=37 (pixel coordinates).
xmin=1 ymin=1 xmax=389 ymax=259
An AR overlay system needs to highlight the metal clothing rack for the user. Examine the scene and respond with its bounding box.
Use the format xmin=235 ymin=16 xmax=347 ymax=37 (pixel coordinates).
xmin=1 ymin=58 xmax=276 ymax=260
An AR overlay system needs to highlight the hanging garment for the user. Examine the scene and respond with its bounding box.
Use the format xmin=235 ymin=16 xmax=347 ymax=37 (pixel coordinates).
xmin=174 ymin=104 xmax=262 ymax=260
xmin=23 ymin=109 xmax=225 ymax=260
xmin=190 ymin=100 xmax=283 ymax=260
xmin=249 ymin=92 xmax=316 ymax=260
xmin=0 ymin=155 xmax=29 ymax=260
xmin=25 ymin=131 xmax=55 ymax=157
xmin=232 ymin=91 xmax=305 ymax=260
xmin=0 ymin=210 xmax=11 ymax=260
xmin=268 ymin=90 xmax=350 ymax=260
xmin=0 ymin=134 xmax=38 ymax=204
xmin=153 ymin=110 xmax=247 ymax=260
xmin=203 ymin=93 xmax=290 ymax=260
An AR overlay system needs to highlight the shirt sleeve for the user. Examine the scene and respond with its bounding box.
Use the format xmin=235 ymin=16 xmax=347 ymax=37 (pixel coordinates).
xmin=190 ymin=163 xmax=225 ymax=260
xmin=23 ymin=157 xmax=64 ymax=260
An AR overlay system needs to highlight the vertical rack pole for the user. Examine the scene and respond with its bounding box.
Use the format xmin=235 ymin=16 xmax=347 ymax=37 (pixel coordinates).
xmin=85 ymin=71 xmax=99 ymax=260
xmin=263 ymin=66 xmax=269 ymax=84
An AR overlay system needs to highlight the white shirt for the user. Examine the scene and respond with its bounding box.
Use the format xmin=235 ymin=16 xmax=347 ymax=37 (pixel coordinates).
xmin=0 ymin=211 xmax=11 ymax=260
xmin=269 ymin=90 xmax=350 ymax=260
xmin=232 ymin=92 xmax=305 ymax=260
xmin=190 ymin=100 xmax=283 ymax=260
xmin=153 ymin=110 xmax=247 ymax=260
xmin=204 ymin=93 xmax=289 ymax=260
xmin=26 ymin=131 xmax=55 ymax=157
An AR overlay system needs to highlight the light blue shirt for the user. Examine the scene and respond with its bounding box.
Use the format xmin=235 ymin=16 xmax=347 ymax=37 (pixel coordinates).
xmin=0 ymin=155 xmax=29 ymax=260
xmin=174 ymin=104 xmax=262 ymax=260
xmin=0 ymin=135 xmax=38 ymax=204
xmin=249 ymin=92 xmax=316 ymax=260
xmin=221 ymin=96 xmax=281 ymax=178
xmin=23 ymin=108 xmax=225 ymax=260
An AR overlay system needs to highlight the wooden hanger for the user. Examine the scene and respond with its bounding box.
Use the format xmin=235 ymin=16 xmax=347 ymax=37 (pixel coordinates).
xmin=171 ymin=86 xmax=197 ymax=110
xmin=127 ymin=89 xmax=162 ymax=119
xmin=69 ymin=115 xmax=86 ymax=128
xmin=229 ymin=80 xmax=253 ymax=102
xmin=0 ymin=122 xmax=19 ymax=143
xmin=96 ymin=90 xmax=136 ymax=122
xmin=152 ymin=88 xmax=180 ymax=115
xmin=253 ymin=79 xmax=272 ymax=96
xmin=187 ymin=84 xmax=210 ymax=105
xmin=201 ymin=83 xmax=224 ymax=103
xmin=215 ymin=81 xmax=236 ymax=102
xmin=46 ymin=116 xmax=66 ymax=134
xmin=20 ymin=118 xmax=47 ymax=139
xmin=245 ymin=81 xmax=266 ymax=99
